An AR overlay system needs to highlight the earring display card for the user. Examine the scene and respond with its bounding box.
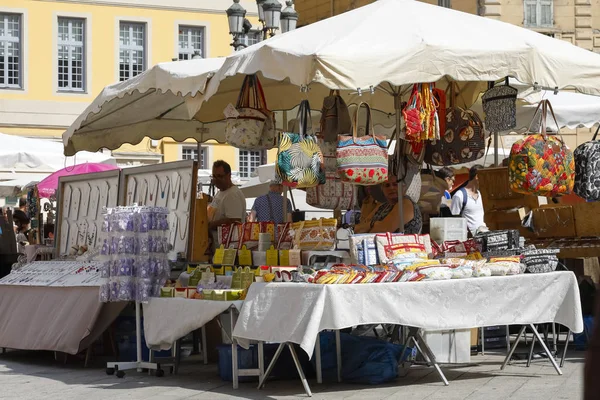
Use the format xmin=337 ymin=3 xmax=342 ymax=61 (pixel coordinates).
xmin=57 ymin=172 xmax=120 ymax=257
xmin=0 ymin=261 xmax=103 ymax=287
xmin=121 ymin=161 xmax=196 ymax=258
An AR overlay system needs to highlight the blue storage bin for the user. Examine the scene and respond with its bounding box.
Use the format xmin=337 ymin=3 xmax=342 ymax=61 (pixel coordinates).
xmin=217 ymin=344 xmax=257 ymax=382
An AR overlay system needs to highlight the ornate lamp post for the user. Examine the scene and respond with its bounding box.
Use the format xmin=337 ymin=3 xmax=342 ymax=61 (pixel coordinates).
xmin=280 ymin=1 xmax=298 ymax=33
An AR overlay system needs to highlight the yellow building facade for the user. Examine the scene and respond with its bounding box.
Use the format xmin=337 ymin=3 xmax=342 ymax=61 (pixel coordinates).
xmin=0 ymin=0 xmax=276 ymax=177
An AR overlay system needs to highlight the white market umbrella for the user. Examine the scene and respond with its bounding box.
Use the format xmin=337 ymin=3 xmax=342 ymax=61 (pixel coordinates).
xmin=194 ymin=0 xmax=600 ymax=124
xmin=63 ymin=58 xmax=226 ymax=156
xmin=0 ymin=132 xmax=115 ymax=173
xmin=0 ymin=178 xmax=41 ymax=197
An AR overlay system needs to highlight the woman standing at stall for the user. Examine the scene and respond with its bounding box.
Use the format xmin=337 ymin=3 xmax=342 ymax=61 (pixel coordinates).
xmin=354 ymin=173 xmax=422 ymax=234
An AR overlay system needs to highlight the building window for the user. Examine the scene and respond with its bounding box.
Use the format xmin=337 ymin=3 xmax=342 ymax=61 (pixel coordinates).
xmin=0 ymin=13 xmax=21 ymax=89
xmin=181 ymin=146 xmax=207 ymax=168
xmin=178 ymin=26 xmax=204 ymax=60
xmin=119 ymin=22 xmax=145 ymax=81
xmin=239 ymin=150 xmax=265 ymax=178
xmin=57 ymin=17 xmax=85 ymax=91
xmin=524 ymin=0 xmax=553 ymax=28
xmin=438 ymin=0 xmax=451 ymax=8
xmin=243 ymin=30 xmax=263 ymax=47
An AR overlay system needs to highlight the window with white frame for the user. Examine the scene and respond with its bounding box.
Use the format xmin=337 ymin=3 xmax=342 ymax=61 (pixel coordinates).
xmin=178 ymin=26 xmax=204 ymax=60
xmin=181 ymin=146 xmax=207 ymax=169
xmin=0 ymin=13 xmax=21 ymax=89
xmin=243 ymin=30 xmax=263 ymax=47
xmin=239 ymin=150 xmax=265 ymax=178
xmin=438 ymin=0 xmax=451 ymax=8
xmin=119 ymin=22 xmax=145 ymax=82
xmin=524 ymin=0 xmax=553 ymax=28
xmin=57 ymin=17 xmax=85 ymax=91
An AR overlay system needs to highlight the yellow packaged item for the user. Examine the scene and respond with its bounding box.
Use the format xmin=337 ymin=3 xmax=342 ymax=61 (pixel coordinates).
xmin=238 ymin=245 xmax=252 ymax=266
xmin=266 ymin=245 xmax=279 ymax=266
xmin=279 ymin=249 xmax=290 ymax=266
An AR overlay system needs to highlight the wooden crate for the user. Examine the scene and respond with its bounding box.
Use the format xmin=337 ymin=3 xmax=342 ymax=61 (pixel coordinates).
xmin=531 ymin=205 xmax=576 ymax=238
xmin=478 ymin=167 xmax=539 ymax=212
xmin=485 ymin=208 xmax=535 ymax=238
xmin=572 ymin=202 xmax=600 ymax=238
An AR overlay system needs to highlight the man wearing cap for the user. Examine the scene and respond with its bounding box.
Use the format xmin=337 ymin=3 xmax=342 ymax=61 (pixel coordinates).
xmin=250 ymin=180 xmax=292 ymax=223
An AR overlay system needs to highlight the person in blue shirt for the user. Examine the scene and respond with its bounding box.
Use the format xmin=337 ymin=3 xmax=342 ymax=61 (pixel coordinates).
xmin=250 ymin=180 xmax=293 ymax=223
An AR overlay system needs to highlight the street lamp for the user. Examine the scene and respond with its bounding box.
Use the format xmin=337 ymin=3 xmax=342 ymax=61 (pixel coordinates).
xmin=262 ymin=0 xmax=282 ymax=37
xmin=280 ymin=1 xmax=298 ymax=33
xmin=256 ymin=0 xmax=266 ymax=23
xmin=226 ymin=0 xmax=247 ymax=50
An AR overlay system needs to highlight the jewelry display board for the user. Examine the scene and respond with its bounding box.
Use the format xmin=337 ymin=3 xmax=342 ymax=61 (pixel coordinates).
xmin=0 ymin=260 xmax=102 ymax=287
xmin=55 ymin=170 xmax=121 ymax=258
xmin=119 ymin=160 xmax=197 ymax=259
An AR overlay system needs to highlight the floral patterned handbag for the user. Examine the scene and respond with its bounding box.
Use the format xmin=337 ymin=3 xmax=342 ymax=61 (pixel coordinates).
xmin=337 ymin=102 xmax=388 ymax=185
xmin=276 ymin=100 xmax=326 ymax=188
xmin=225 ymin=75 xmax=276 ymax=150
xmin=508 ymin=100 xmax=575 ymax=197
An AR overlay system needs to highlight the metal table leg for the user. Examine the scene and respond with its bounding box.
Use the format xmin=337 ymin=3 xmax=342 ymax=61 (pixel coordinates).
xmin=258 ymin=343 xmax=285 ymax=390
xmin=315 ymin=333 xmax=322 ymax=384
xmin=335 ymin=330 xmax=342 ymax=383
xmin=529 ymin=324 xmax=562 ymax=375
xmin=560 ymin=330 xmax=571 ymax=368
xmin=527 ymin=332 xmax=536 ymax=367
xmin=231 ymin=310 xmax=238 ymax=389
xmin=201 ymin=325 xmax=208 ymax=365
xmin=501 ymin=325 xmax=526 ymax=370
xmin=288 ymin=343 xmax=313 ymax=397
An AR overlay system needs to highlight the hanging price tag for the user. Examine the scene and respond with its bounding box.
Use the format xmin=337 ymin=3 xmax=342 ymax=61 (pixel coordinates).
xmin=223 ymin=103 xmax=240 ymax=119
xmin=266 ymin=245 xmax=278 ymax=266
xmin=238 ymin=245 xmax=252 ymax=266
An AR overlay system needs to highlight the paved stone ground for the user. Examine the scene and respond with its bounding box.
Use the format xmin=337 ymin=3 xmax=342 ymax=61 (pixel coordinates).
xmin=0 ymin=348 xmax=585 ymax=400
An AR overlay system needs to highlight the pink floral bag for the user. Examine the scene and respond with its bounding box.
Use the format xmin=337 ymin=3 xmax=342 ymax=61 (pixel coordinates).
xmin=336 ymin=102 xmax=388 ymax=185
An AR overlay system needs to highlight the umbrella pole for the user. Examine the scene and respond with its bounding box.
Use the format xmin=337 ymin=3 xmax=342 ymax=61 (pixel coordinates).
xmin=394 ymin=93 xmax=405 ymax=233
xmin=493 ymin=131 xmax=499 ymax=167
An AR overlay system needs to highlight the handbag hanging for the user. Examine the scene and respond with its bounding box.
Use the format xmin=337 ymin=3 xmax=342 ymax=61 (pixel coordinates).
xmin=508 ymin=100 xmax=575 ymax=197
xmin=424 ymin=83 xmax=486 ymax=166
xmin=481 ymin=78 xmax=518 ymax=133
xmin=306 ymin=172 xmax=356 ymax=210
xmin=225 ymin=75 xmax=276 ymax=150
xmin=337 ymin=102 xmax=389 ymax=185
xmin=319 ymin=90 xmax=352 ymax=143
xmin=276 ymin=100 xmax=326 ymax=189
xmin=573 ymin=125 xmax=600 ymax=201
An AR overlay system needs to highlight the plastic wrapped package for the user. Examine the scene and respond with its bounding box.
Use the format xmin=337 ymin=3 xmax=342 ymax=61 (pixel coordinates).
xmin=473 ymin=265 xmax=492 ymax=277
xmin=486 ymin=261 xmax=522 ymax=276
xmin=451 ymin=265 xmax=473 ymax=279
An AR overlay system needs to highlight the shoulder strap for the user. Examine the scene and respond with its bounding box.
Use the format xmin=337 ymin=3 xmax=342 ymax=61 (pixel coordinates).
xmin=459 ymin=187 xmax=468 ymax=217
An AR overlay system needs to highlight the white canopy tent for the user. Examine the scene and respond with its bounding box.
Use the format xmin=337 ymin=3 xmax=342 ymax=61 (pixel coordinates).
xmin=0 ymin=132 xmax=115 ymax=173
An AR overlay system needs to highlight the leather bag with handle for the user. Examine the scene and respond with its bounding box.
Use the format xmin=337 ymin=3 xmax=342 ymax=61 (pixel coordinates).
xmin=508 ymin=100 xmax=575 ymax=197
xmin=574 ymin=124 xmax=600 ymax=201
xmin=276 ymin=100 xmax=326 ymax=189
xmin=337 ymin=102 xmax=389 ymax=185
xmin=424 ymin=83 xmax=485 ymax=166
xmin=319 ymin=90 xmax=352 ymax=143
xmin=225 ymin=75 xmax=276 ymax=150
xmin=481 ymin=78 xmax=518 ymax=132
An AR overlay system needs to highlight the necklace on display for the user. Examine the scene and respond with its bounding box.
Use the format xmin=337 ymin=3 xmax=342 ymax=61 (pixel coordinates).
xmin=158 ymin=175 xmax=169 ymax=199
xmin=140 ymin=179 xmax=149 ymax=205
xmin=72 ymin=188 xmax=82 ymax=221
xmin=63 ymin=185 xmax=72 ymax=219
xmin=61 ymin=220 xmax=70 ymax=255
xmin=83 ymin=183 xmax=92 ymax=218
xmin=128 ymin=177 xmax=137 ymax=205
xmin=105 ymin=181 xmax=111 ymax=208
xmin=181 ymin=173 xmax=192 ymax=203
xmin=171 ymin=173 xmax=180 ymax=200
xmin=169 ymin=216 xmax=178 ymax=248
xmin=93 ymin=186 xmax=101 ymax=220
xmin=178 ymin=214 xmax=189 ymax=241
xmin=78 ymin=220 xmax=88 ymax=246
xmin=149 ymin=175 xmax=158 ymax=204
xmin=87 ymin=222 xmax=97 ymax=247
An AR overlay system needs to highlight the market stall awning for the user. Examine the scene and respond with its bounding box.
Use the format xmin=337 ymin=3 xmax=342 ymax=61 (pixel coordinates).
xmin=63 ymin=58 xmax=226 ymax=156
xmin=194 ymin=0 xmax=600 ymax=124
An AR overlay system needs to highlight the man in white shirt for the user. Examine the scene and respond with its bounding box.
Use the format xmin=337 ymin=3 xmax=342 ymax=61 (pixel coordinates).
xmin=450 ymin=165 xmax=488 ymax=235
xmin=207 ymin=160 xmax=246 ymax=248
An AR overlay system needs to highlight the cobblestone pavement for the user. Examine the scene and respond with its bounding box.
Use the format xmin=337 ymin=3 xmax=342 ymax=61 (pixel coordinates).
xmin=0 ymin=349 xmax=584 ymax=400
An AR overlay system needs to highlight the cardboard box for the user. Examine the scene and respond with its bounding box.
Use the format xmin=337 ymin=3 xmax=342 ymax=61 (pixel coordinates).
xmin=573 ymin=202 xmax=600 ymax=237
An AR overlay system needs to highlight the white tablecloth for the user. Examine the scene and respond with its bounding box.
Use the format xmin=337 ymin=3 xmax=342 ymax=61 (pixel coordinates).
xmin=233 ymin=271 xmax=583 ymax=357
xmin=143 ymin=298 xmax=243 ymax=350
